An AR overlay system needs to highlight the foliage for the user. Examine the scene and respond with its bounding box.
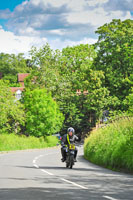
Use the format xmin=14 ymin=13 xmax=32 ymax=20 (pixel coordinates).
xmin=84 ymin=118 xmax=133 ymax=172
xmin=0 ymin=53 xmax=32 ymax=86
xmin=23 ymin=88 xmax=64 ymax=137
xmin=94 ymin=19 xmax=133 ymax=104
xmin=0 ymin=134 xmax=58 ymax=151
xmin=23 ymin=19 xmax=133 ymax=134
xmin=26 ymin=44 xmax=110 ymax=134
xmin=123 ymin=87 xmax=133 ymax=115
xmin=0 ymin=80 xmax=25 ymax=134
xmin=0 ymin=19 xmax=133 ymax=137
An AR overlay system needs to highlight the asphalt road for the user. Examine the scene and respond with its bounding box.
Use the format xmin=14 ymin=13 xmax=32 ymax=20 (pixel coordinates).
xmin=0 ymin=146 xmax=133 ymax=200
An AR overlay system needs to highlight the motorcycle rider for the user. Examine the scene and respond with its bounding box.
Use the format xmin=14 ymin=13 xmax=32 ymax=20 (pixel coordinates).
xmin=61 ymin=127 xmax=80 ymax=162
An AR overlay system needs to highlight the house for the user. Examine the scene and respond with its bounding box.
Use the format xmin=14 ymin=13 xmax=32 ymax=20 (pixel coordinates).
xmin=10 ymin=73 xmax=30 ymax=100
xmin=18 ymin=73 xmax=29 ymax=87
xmin=76 ymin=89 xmax=88 ymax=95
xmin=0 ymin=72 xmax=29 ymax=100
xmin=1 ymin=72 xmax=88 ymax=98
xmin=10 ymin=87 xmax=25 ymax=100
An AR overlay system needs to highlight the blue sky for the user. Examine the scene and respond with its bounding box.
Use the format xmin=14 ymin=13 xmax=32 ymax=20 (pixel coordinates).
xmin=0 ymin=0 xmax=132 ymax=55
xmin=0 ymin=0 xmax=25 ymax=11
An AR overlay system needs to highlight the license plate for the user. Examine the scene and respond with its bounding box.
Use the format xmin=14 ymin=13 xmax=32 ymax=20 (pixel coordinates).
xmin=69 ymin=144 xmax=75 ymax=150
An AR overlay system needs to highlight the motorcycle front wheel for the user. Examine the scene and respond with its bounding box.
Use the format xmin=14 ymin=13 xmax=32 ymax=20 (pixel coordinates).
xmin=70 ymin=154 xmax=74 ymax=169
xmin=66 ymin=162 xmax=69 ymax=168
xmin=66 ymin=156 xmax=69 ymax=168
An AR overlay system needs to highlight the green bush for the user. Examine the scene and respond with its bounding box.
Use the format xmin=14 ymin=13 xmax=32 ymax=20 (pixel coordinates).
xmin=84 ymin=118 xmax=133 ymax=173
xmin=23 ymin=88 xmax=64 ymax=137
xmin=0 ymin=134 xmax=58 ymax=151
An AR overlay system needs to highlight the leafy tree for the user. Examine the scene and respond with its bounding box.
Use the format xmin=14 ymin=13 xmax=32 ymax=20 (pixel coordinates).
xmin=29 ymin=43 xmax=54 ymax=67
xmin=94 ymin=19 xmax=133 ymax=103
xmin=58 ymin=45 xmax=113 ymax=132
xmin=23 ymin=88 xmax=64 ymax=137
xmin=123 ymin=87 xmax=133 ymax=115
xmin=27 ymin=44 xmax=110 ymax=134
xmin=0 ymin=53 xmax=32 ymax=86
xmin=0 ymin=80 xmax=25 ymax=134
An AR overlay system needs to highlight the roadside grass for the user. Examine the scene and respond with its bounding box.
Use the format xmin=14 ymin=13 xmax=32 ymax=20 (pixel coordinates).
xmin=84 ymin=118 xmax=133 ymax=173
xmin=0 ymin=134 xmax=59 ymax=152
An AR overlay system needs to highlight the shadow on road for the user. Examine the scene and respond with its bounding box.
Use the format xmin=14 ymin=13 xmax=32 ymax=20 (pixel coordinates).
xmin=15 ymin=163 xmax=132 ymax=175
xmin=0 ymin=187 xmax=106 ymax=200
xmin=1 ymin=167 xmax=133 ymax=200
xmin=0 ymin=180 xmax=133 ymax=200
xmin=14 ymin=164 xmax=116 ymax=174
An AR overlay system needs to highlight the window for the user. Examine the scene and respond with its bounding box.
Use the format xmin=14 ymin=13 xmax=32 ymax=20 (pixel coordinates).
xmin=15 ymin=90 xmax=22 ymax=100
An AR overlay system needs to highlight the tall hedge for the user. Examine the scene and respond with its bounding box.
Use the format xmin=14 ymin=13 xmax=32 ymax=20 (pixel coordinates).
xmin=84 ymin=118 xmax=133 ymax=173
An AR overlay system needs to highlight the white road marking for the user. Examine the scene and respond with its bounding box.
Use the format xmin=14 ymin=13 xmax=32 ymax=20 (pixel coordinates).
xmin=33 ymin=164 xmax=39 ymax=168
xmin=37 ymin=155 xmax=43 ymax=158
xmin=32 ymin=152 xmax=88 ymax=190
xmin=33 ymin=151 xmax=120 ymax=194
xmin=60 ymin=178 xmax=88 ymax=190
xmin=41 ymin=169 xmax=54 ymax=176
xmin=33 ymin=153 xmax=58 ymax=176
xmin=103 ymin=195 xmax=119 ymax=200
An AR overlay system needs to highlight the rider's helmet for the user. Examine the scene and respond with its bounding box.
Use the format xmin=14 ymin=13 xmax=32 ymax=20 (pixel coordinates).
xmin=67 ymin=127 xmax=75 ymax=134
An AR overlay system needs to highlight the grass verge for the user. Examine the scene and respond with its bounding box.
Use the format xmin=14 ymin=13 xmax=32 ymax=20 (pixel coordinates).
xmin=0 ymin=134 xmax=59 ymax=152
xmin=84 ymin=118 xmax=133 ymax=173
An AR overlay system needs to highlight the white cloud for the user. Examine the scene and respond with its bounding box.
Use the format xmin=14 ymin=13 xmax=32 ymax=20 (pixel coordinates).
xmin=18 ymin=26 xmax=39 ymax=35
xmin=11 ymin=0 xmax=132 ymax=34
xmin=66 ymin=7 xmax=132 ymax=27
xmin=30 ymin=0 xmax=108 ymax=10
xmin=104 ymin=0 xmax=133 ymax=12
xmin=3 ymin=0 xmax=133 ymax=36
xmin=86 ymin=0 xmax=109 ymax=7
xmin=68 ymin=0 xmax=86 ymax=11
xmin=0 ymin=25 xmax=97 ymax=55
xmin=49 ymin=37 xmax=97 ymax=50
xmin=31 ymin=0 xmax=41 ymax=6
xmin=0 ymin=0 xmax=132 ymax=55
xmin=0 ymin=27 xmax=47 ymax=55
xmin=31 ymin=0 xmax=69 ymax=8
xmin=49 ymin=29 xmax=65 ymax=35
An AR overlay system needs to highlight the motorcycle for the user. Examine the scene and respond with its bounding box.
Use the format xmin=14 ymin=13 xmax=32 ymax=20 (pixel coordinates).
xmin=64 ymin=144 xmax=76 ymax=169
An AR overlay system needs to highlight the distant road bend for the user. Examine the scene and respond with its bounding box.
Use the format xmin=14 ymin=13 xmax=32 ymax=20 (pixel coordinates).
xmin=0 ymin=146 xmax=133 ymax=200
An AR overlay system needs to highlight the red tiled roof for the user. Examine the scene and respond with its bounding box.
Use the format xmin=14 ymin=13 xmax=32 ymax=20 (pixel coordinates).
xmin=10 ymin=87 xmax=25 ymax=93
xmin=18 ymin=73 xmax=29 ymax=82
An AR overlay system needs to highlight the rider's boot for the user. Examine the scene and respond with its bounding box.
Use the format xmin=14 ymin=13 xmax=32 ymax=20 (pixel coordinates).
xmin=61 ymin=157 xmax=66 ymax=162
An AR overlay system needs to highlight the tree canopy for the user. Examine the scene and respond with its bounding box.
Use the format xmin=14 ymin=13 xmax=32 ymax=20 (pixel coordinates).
xmin=0 ymin=53 xmax=33 ymax=86
xmin=94 ymin=19 xmax=133 ymax=104
xmin=0 ymin=19 xmax=132 ymax=136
